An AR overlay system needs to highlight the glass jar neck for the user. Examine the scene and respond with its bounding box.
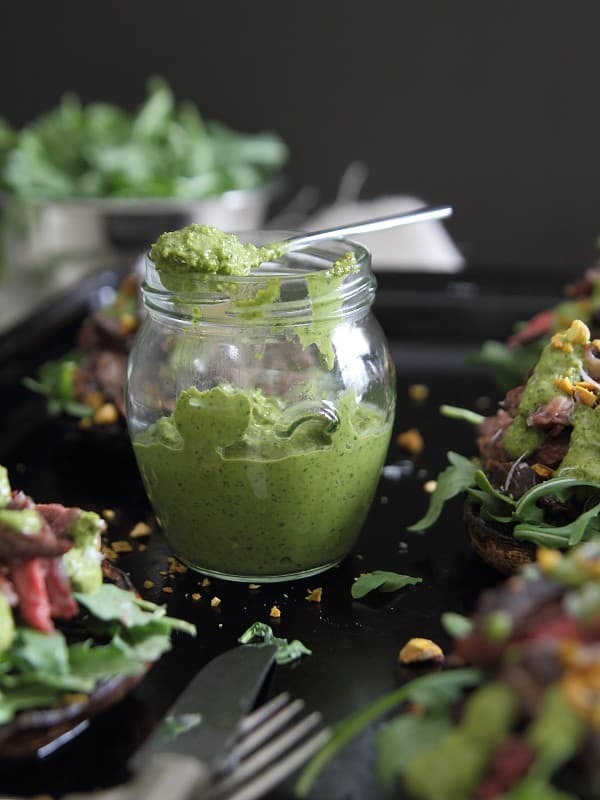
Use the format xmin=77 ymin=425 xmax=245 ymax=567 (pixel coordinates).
xmin=141 ymin=238 xmax=376 ymax=327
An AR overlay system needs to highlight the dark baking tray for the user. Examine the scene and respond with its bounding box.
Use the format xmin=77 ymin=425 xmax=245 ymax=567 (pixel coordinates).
xmin=0 ymin=264 xmax=572 ymax=798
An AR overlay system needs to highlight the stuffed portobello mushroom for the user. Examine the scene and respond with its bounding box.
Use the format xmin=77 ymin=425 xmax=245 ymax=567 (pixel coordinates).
xmin=0 ymin=464 xmax=194 ymax=758
xmin=411 ymin=319 xmax=600 ymax=573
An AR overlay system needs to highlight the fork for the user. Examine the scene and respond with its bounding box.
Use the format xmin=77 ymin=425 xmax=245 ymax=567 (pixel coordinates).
xmin=61 ymin=693 xmax=329 ymax=800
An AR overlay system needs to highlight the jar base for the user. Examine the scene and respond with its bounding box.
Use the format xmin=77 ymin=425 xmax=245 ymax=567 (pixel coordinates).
xmin=177 ymin=557 xmax=340 ymax=583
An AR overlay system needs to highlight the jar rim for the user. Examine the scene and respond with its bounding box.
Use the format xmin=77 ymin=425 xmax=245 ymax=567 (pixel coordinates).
xmin=142 ymin=231 xmax=376 ymax=325
xmin=144 ymin=231 xmax=371 ymax=284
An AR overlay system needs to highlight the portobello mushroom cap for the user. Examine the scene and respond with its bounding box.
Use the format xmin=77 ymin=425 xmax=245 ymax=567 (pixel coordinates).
xmin=463 ymin=500 xmax=536 ymax=575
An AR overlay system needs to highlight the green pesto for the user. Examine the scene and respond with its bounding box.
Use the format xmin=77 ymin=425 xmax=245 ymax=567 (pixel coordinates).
xmin=63 ymin=511 xmax=104 ymax=594
xmin=0 ymin=466 xmax=10 ymax=508
xmin=295 ymin=251 xmax=360 ymax=369
xmin=150 ymin=224 xmax=287 ymax=277
xmin=0 ymin=594 xmax=15 ymax=653
xmin=233 ymin=278 xmax=281 ymax=318
xmin=401 ymin=683 xmax=518 ymax=800
xmin=503 ymin=332 xmax=585 ymax=457
xmin=133 ymin=384 xmax=391 ymax=578
xmin=0 ymin=509 xmax=42 ymax=535
xmin=327 ymin=250 xmax=359 ymax=277
xmin=557 ymin=404 xmax=600 ymax=482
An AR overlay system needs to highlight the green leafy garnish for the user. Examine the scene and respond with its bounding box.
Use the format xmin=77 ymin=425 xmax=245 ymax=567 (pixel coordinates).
xmin=376 ymin=714 xmax=451 ymax=795
xmin=440 ymin=405 xmax=485 ymax=425
xmin=0 ymin=584 xmax=195 ymax=723
xmin=502 ymin=687 xmax=585 ymax=799
xmin=351 ymin=571 xmax=422 ymax=600
xmin=410 ymin=449 xmax=600 ymax=550
xmin=468 ymin=339 xmax=544 ymax=392
xmin=295 ymin=668 xmax=482 ymax=797
xmin=23 ymin=356 xmax=92 ymax=418
xmin=408 ymin=452 xmax=479 ymax=531
xmin=0 ymin=78 xmax=287 ymax=200
xmin=238 ymin=622 xmax=311 ymax=665
xmin=441 ymin=612 xmax=473 ymax=639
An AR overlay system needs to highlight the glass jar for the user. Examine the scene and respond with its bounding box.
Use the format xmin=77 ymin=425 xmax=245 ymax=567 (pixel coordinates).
xmin=126 ymin=232 xmax=395 ymax=582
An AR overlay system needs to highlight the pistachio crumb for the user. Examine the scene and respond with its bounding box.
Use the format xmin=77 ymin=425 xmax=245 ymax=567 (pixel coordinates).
xmin=143 ymin=580 xmax=154 ymax=589
xmin=111 ymin=540 xmax=133 ymax=554
xmin=162 ymin=586 xmax=174 ymax=594
xmin=101 ymin=545 xmax=118 ymax=562
xmin=396 ymin=428 xmax=424 ymax=455
xmin=269 ymin=605 xmax=281 ymax=619
xmin=130 ymin=522 xmax=152 ymax=538
xmin=399 ymin=638 xmax=444 ymax=664
xmin=102 ymin=509 xmax=116 ymax=521
xmin=93 ymin=403 xmax=119 ymax=426
xmin=408 ymin=384 xmax=429 ymax=402
xmin=305 ymin=587 xmax=323 ymax=603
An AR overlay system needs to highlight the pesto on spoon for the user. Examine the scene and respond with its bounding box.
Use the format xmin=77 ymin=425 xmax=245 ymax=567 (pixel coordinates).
xmin=150 ymin=204 xmax=452 ymax=277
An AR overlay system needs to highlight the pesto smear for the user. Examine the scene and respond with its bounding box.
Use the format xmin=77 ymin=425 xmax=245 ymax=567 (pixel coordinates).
xmin=133 ymin=385 xmax=391 ymax=578
xmin=503 ymin=320 xmax=600 ymax=472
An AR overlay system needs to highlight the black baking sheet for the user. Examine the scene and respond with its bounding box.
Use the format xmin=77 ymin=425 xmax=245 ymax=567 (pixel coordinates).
xmin=0 ymin=265 xmax=572 ymax=798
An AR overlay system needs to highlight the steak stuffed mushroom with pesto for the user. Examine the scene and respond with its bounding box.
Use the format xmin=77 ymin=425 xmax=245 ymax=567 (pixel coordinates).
xmin=0 ymin=464 xmax=194 ymax=756
xmin=411 ymin=319 xmax=600 ymax=572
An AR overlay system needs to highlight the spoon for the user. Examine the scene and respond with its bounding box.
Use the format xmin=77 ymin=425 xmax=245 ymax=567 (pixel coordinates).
xmin=284 ymin=204 xmax=453 ymax=251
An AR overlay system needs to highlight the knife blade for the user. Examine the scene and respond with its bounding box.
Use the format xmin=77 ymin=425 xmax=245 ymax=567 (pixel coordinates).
xmin=131 ymin=643 xmax=277 ymax=768
xmin=63 ymin=644 xmax=277 ymax=800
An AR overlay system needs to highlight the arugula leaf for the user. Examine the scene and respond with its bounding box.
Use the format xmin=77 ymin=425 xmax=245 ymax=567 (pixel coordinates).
xmin=376 ymin=714 xmax=451 ymax=795
xmin=74 ymin=584 xmax=196 ymax=636
xmin=440 ymin=405 xmax=485 ymax=425
xmin=23 ymin=356 xmax=92 ymax=418
xmin=515 ymin=478 xmax=600 ymax=523
xmin=0 ymin=670 xmax=94 ymax=693
xmin=0 ymin=686 xmax=68 ymax=725
xmin=441 ymin=612 xmax=473 ymax=639
xmin=514 ymin=500 xmax=600 ymax=548
xmin=468 ymin=339 xmax=544 ymax=392
xmin=527 ymin=686 xmax=585 ymax=782
xmin=68 ymin=638 xmax=154 ymax=681
xmin=238 ymin=622 xmax=311 ymax=665
xmin=295 ymin=669 xmax=482 ymax=797
xmin=0 ymin=79 xmax=287 ymax=200
xmin=10 ymin=629 xmax=69 ymax=676
xmin=351 ymin=571 xmax=422 ymax=600
xmin=408 ymin=452 xmax=479 ymax=531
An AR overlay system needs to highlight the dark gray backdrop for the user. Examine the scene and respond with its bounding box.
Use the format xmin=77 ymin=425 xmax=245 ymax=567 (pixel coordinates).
xmin=2 ymin=0 xmax=600 ymax=270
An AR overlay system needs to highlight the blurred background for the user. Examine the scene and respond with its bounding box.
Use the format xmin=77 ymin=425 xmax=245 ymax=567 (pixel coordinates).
xmin=2 ymin=0 xmax=600 ymax=271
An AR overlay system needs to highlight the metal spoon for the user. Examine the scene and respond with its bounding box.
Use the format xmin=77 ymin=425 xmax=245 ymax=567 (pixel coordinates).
xmin=285 ymin=204 xmax=453 ymax=251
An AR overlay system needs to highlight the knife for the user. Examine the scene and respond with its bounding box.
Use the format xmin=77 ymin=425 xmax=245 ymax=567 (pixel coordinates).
xmin=63 ymin=644 xmax=277 ymax=800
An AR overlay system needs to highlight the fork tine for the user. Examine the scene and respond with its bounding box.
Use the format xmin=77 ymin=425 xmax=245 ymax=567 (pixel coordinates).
xmin=211 ymin=711 xmax=324 ymax=797
xmin=214 ymin=728 xmax=331 ymax=800
xmin=237 ymin=692 xmax=290 ymax=736
xmin=227 ymin=698 xmax=305 ymax=763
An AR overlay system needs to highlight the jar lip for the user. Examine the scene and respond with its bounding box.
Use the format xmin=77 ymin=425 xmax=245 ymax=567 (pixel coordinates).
xmin=144 ymin=231 xmax=371 ymax=287
xmin=142 ymin=230 xmax=376 ymax=324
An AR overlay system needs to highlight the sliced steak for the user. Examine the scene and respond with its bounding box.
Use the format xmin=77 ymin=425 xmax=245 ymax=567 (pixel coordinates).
xmin=527 ymin=395 xmax=574 ymax=429
xmin=0 ymin=524 xmax=71 ymax=561
xmin=477 ymin=411 xmax=513 ymax=464
xmin=36 ymin=504 xmax=81 ymax=538
xmin=501 ymin=385 xmax=525 ymax=417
